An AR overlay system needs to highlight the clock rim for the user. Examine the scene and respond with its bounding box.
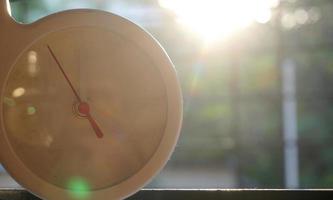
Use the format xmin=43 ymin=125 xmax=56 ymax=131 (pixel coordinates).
xmin=0 ymin=9 xmax=183 ymax=200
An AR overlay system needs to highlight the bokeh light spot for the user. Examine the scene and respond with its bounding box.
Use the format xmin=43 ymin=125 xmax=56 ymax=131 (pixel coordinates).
xmin=12 ymin=87 xmax=25 ymax=98
xmin=294 ymin=9 xmax=309 ymax=25
xmin=282 ymin=13 xmax=296 ymax=29
xmin=27 ymin=106 xmax=36 ymax=115
xmin=67 ymin=177 xmax=91 ymax=199
xmin=3 ymin=97 xmax=16 ymax=107
xmin=28 ymin=51 xmax=37 ymax=64
xmin=308 ymin=7 xmax=321 ymax=23
xmin=27 ymin=50 xmax=39 ymax=76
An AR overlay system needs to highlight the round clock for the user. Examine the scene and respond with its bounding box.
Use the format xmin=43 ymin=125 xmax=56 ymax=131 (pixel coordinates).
xmin=0 ymin=1 xmax=182 ymax=200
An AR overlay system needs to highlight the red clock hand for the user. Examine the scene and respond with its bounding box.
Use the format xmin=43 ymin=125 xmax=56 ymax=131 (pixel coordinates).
xmin=86 ymin=114 xmax=104 ymax=138
xmin=47 ymin=45 xmax=82 ymax=102
xmin=78 ymin=102 xmax=104 ymax=138
xmin=47 ymin=45 xmax=104 ymax=138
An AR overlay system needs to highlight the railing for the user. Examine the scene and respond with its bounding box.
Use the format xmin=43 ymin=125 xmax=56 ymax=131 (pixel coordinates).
xmin=0 ymin=189 xmax=333 ymax=200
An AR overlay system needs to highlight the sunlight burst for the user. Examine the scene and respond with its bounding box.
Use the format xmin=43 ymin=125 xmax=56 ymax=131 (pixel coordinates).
xmin=159 ymin=0 xmax=279 ymax=43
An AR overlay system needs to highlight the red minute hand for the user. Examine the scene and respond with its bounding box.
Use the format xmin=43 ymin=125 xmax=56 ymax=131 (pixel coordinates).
xmin=47 ymin=45 xmax=82 ymax=102
xmin=47 ymin=45 xmax=104 ymax=138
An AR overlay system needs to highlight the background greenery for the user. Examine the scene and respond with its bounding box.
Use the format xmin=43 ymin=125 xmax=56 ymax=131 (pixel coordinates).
xmin=7 ymin=0 xmax=333 ymax=188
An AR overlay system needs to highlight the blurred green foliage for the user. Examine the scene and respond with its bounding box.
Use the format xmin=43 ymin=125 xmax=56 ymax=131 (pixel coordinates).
xmin=7 ymin=0 xmax=333 ymax=189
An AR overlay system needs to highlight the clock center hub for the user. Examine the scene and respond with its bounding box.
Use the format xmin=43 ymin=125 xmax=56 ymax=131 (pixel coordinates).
xmin=77 ymin=102 xmax=90 ymax=116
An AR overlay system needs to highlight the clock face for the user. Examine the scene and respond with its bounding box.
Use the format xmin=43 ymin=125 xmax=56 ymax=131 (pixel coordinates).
xmin=2 ymin=27 xmax=168 ymax=190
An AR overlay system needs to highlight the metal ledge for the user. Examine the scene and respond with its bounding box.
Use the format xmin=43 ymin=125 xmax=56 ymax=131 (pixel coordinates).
xmin=0 ymin=189 xmax=333 ymax=200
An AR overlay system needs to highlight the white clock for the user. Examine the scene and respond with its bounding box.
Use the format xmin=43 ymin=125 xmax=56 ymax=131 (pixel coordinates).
xmin=0 ymin=1 xmax=182 ymax=199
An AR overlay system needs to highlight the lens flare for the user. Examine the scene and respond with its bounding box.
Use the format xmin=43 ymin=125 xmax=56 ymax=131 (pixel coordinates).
xmin=27 ymin=106 xmax=36 ymax=115
xmin=27 ymin=50 xmax=39 ymax=76
xmin=4 ymin=97 xmax=16 ymax=107
xmin=67 ymin=177 xmax=91 ymax=199
xmin=159 ymin=0 xmax=279 ymax=42
xmin=12 ymin=87 xmax=25 ymax=98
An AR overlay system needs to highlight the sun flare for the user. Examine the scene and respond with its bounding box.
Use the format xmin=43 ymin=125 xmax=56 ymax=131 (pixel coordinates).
xmin=159 ymin=0 xmax=279 ymax=43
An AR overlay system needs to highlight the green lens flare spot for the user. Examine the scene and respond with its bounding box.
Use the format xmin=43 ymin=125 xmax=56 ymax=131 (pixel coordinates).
xmin=4 ymin=97 xmax=16 ymax=107
xmin=67 ymin=177 xmax=90 ymax=199
xmin=27 ymin=106 xmax=36 ymax=115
